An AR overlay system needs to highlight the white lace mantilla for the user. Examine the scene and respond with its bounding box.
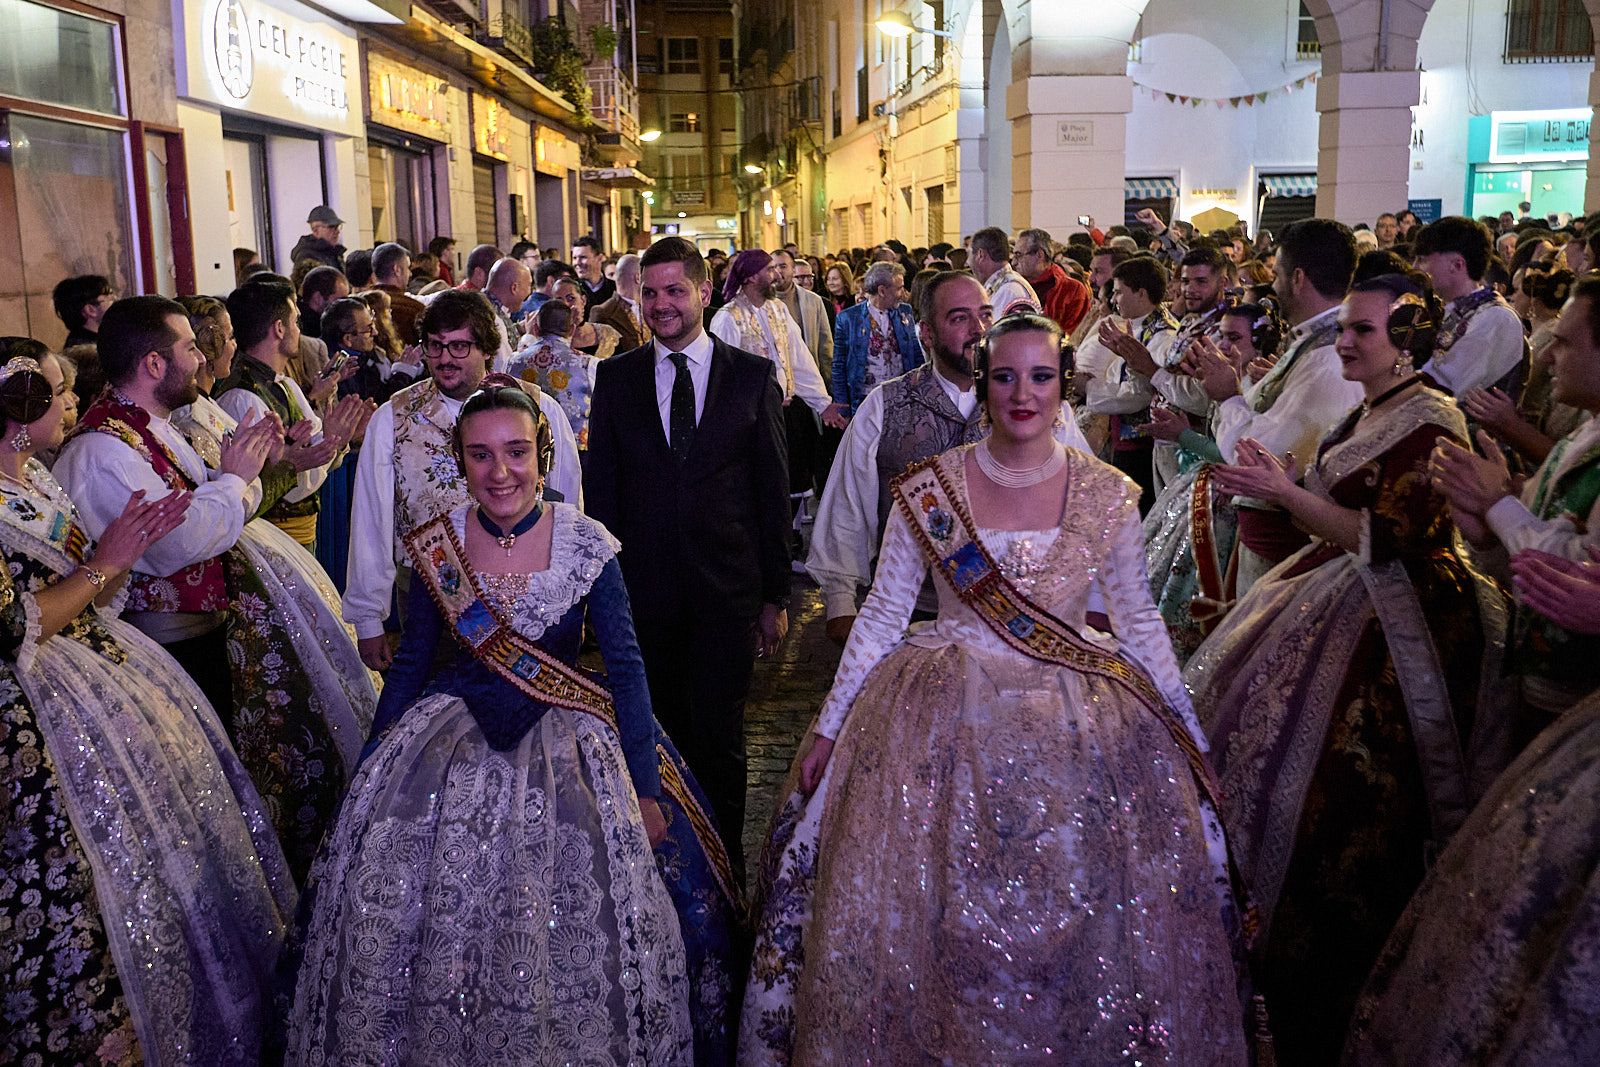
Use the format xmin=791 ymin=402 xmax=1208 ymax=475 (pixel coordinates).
xmin=450 ymin=502 xmax=621 ymax=640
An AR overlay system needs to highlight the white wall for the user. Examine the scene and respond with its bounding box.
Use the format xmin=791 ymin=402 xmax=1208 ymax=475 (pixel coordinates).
xmin=179 ymin=101 xmax=234 ymax=296
xmin=1124 ymin=0 xmax=1319 ymax=230
xmin=1409 ymin=0 xmax=1594 ymax=215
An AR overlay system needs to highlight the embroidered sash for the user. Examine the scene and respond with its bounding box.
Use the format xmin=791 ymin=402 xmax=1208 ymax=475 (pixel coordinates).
xmin=1188 ymin=465 xmax=1231 ymax=627
xmin=892 ymin=458 xmax=1218 ymax=806
xmin=893 ymin=455 xmax=1256 ymax=942
xmin=405 ymin=514 xmax=740 ymax=909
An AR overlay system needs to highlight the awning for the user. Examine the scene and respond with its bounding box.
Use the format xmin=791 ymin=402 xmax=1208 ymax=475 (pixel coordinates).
xmin=1261 ymin=173 xmax=1318 ymax=198
xmin=581 ymin=167 xmax=655 ymax=190
xmin=1124 ymin=177 xmax=1178 ymax=200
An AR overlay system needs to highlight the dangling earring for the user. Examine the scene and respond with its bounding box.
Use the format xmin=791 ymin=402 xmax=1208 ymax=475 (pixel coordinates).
xmin=1392 ymin=352 xmax=1411 ymax=377
xmin=1053 ymin=405 xmax=1066 ymax=429
xmin=978 ymin=405 xmax=991 ymax=430
xmin=8 ymin=425 xmax=31 ymax=452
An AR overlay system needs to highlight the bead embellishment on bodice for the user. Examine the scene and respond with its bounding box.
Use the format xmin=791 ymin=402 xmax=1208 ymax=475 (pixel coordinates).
xmin=986 ymin=527 xmax=1062 ymax=600
xmin=477 ymin=571 xmax=533 ymax=616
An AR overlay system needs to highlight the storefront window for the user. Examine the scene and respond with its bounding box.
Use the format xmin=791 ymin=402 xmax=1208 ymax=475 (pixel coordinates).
xmin=0 ymin=0 xmax=123 ymax=116
xmin=0 ymin=111 xmax=134 ymax=337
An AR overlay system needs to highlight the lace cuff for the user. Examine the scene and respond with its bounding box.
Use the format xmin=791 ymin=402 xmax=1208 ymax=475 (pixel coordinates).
xmin=14 ymin=586 xmax=43 ymax=674
xmin=1356 ymin=507 xmax=1374 ymax=567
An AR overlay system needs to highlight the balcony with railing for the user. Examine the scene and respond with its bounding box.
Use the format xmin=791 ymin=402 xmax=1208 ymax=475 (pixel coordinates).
xmin=588 ymin=63 xmax=641 ymax=142
xmin=479 ymin=0 xmax=535 ymax=68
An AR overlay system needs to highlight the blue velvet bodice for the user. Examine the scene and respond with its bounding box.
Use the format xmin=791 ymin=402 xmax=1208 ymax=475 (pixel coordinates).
xmin=369 ymin=555 xmax=662 ymax=797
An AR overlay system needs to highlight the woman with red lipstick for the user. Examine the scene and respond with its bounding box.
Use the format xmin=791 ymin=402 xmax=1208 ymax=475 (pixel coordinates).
xmin=743 ymin=314 xmax=1251 ymax=1064
xmin=1185 ymin=273 xmax=1511 ymax=1063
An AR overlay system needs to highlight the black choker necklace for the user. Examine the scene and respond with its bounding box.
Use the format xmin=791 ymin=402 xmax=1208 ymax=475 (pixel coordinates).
xmin=476 ymin=503 xmax=542 ymax=555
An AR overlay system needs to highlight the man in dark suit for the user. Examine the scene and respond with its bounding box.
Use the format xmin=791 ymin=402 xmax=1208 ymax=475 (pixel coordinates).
xmin=586 ymin=237 xmax=790 ymax=873
xmin=588 ymin=252 xmax=649 ymax=352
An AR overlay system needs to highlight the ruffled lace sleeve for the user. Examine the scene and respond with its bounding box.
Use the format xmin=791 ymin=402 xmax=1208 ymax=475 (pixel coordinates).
xmin=1099 ymin=509 xmax=1201 ymax=738
xmin=815 ymin=504 xmax=926 ymax=738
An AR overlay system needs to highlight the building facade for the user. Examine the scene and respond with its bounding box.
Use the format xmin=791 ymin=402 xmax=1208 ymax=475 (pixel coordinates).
xmin=734 ymin=0 xmax=1600 ymax=252
xmin=638 ymin=0 xmax=739 ymax=251
xmin=1 ymin=0 xmax=196 ymax=344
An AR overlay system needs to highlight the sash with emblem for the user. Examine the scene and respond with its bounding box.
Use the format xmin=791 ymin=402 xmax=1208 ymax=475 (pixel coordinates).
xmin=890 ymin=454 xmax=1256 ymax=939
xmin=404 ymin=513 xmax=742 ymax=911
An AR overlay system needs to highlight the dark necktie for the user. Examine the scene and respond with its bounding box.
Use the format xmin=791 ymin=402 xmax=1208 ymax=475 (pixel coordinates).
xmin=669 ymin=352 xmax=695 ymax=461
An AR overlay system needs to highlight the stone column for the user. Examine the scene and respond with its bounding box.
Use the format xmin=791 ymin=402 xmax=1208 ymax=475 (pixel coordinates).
xmin=1584 ymin=68 xmax=1600 ymax=214
xmin=1314 ymin=69 xmax=1419 ymax=224
xmin=1008 ymin=73 xmax=1134 ymax=232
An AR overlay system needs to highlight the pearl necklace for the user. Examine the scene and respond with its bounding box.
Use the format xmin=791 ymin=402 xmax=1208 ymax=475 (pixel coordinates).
xmin=975 ymin=440 xmax=1066 ymax=489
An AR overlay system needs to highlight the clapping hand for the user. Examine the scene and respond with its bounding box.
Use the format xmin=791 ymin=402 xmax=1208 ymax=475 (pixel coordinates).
xmin=1458 ymin=387 xmax=1523 ymax=435
xmin=220 ymin=410 xmax=278 ymax=483
xmin=89 ymin=489 xmax=193 ymax=574
xmin=1430 ymin=431 xmax=1512 ymax=517
xmin=1182 ymin=335 xmax=1243 ymax=402
xmin=1140 ymin=404 xmax=1190 ymax=443
xmin=323 ymin=395 xmax=377 ymax=450
xmin=283 ymin=418 xmax=337 ymax=472
xmin=821 ymin=401 xmax=850 ymax=430
xmin=1510 ymin=545 xmax=1600 ymax=634
xmin=1098 ymin=318 xmax=1159 ymax=378
xmin=1213 ymin=437 xmax=1299 ymax=505
xmin=1245 ymin=351 xmax=1278 ymax=384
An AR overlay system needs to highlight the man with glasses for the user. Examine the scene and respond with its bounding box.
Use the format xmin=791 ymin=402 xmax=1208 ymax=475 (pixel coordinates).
xmin=344 ymin=289 xmax=579 ymax=671
xmin=324 ymin=295 xmax=420 ymax=404
xmin=291 ymin=205 xmax=347 ymax=272
xmin=1013 ymin=227 xmax=1091 ymax=336
xmin=968 ymin=226 xmax=1040 ymax=318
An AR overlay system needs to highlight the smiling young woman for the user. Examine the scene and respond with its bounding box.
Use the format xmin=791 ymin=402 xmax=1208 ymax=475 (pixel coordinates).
xmin=744 ymin=314 xmax=1252 ymax=1064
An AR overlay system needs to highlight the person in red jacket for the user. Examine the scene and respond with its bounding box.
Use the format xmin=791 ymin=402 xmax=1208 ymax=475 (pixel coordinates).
xmin=1014 ymin=227 xmax=1091 ymax=334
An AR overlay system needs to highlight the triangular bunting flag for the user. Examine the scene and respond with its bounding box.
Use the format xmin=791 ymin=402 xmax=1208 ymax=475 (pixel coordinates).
xmin=1257 ymin=92 xmax=1269 ymax=103
xmin=1166 ymin=92 xmax=1176 ymax=103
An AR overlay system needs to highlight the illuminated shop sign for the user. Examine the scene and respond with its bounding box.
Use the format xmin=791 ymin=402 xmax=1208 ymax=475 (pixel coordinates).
xmin=181 ymin=0 xmax=362 ymax=135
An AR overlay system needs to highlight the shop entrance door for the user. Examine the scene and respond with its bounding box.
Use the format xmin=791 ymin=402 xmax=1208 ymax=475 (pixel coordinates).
xmin=224 ymin=134 xmax=271 ymax=270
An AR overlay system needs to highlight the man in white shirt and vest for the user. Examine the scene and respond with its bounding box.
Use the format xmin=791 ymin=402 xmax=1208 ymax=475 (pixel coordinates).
xmin=1414 ymin=216 xmax=1529 ymax=397
xmin=344 ymin=289 xmax=580 ymax=671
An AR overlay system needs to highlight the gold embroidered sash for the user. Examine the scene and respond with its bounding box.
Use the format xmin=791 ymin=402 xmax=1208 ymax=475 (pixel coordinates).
xmin=405 ymin=514 xmax=740 ymax=908
xmin=892 ymin=458 xmax=1227 ymax=836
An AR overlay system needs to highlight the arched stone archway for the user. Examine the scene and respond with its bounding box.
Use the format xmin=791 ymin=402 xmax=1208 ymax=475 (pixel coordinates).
xmin=1302 ymin=0 xmax=1436 ymax=223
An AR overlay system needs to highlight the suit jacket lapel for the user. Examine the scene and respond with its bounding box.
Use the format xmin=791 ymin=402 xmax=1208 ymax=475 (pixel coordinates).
xmin=632 ymin=347 xmax=672 ymax=455
xmin=686 ymin=341 xmax=732 ymax=474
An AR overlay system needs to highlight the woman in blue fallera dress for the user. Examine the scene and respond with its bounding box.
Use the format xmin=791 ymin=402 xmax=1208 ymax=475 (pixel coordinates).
xmin=284 ymin=381 xmax=740 ymax=1066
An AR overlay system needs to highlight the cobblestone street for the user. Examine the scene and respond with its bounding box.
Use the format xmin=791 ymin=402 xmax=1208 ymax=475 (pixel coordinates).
xmin=741 ymin=579 xmax=839 ymax=878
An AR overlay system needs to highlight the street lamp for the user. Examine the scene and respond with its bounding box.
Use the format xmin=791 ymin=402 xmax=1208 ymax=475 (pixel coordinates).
xmin=876 ymin=8 xmax=955 ymax=39
xmin=744 ymin=163 xmax=764 ymax=174
xmin=640 ymin=128 xmax=662 ymax=142
xmin=876 ymin=10 xmax=913 ymax=37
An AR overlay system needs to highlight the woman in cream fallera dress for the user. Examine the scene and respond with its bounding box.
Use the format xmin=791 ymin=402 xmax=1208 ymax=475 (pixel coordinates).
xmin=741 ymin=350 xmax=1248 ymax=1060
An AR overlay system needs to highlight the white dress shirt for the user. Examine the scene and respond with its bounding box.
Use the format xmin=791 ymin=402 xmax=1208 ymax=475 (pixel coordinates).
xmin=1422 ymin=298 xmax=1527 ymax=396
xmin=807 ymin=363 xmax=1094 ymax=621
xmin=709 ymin=298 xmax=833 ymax=415
xmin=217 ymin=370 xmax=331 ymax=502
xmin=1084 ymin=312 xmax=1177 ymax=415
xmin=54 ymin=410 xmax=252 ymax=577
xmin=1211 ymin=306 xmax=1364 ymax=467
xmin=653 ymin=330 xmax=714 ymax=439
xmin=982 ymin=264 xmax=1042 ymax=318
xmin=1487 ymin=414 xmax=1600 ymax=561
xmin=341 ymin=387 xmax=582 ymax=639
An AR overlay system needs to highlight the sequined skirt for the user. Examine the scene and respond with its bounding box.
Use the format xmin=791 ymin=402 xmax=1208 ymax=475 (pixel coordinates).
xmin=741 ymin=641 xmax=1247 ymax=1065
xmin=283 ymin=694 xmax=693 ymax=1067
